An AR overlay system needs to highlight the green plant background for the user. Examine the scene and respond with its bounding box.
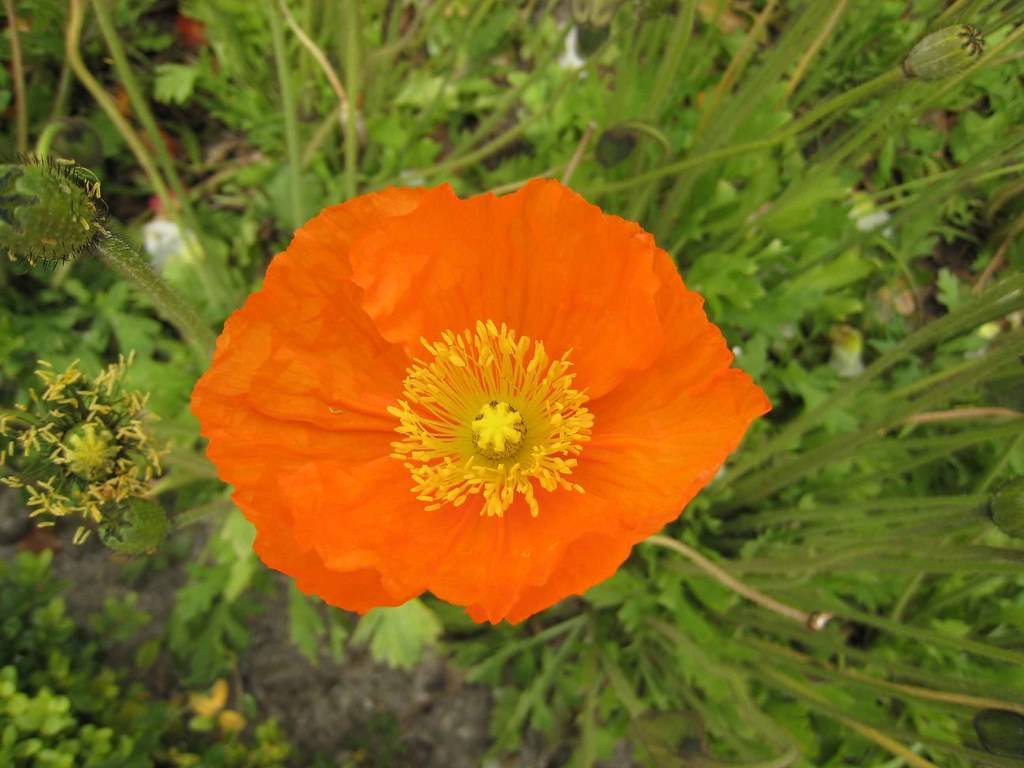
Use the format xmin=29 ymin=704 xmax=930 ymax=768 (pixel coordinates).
xmin=2 ymin=0 xmax=1023 ymax=766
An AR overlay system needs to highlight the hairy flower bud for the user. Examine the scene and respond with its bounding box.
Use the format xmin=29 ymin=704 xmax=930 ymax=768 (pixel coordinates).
xmin=98 ymin=498 xmax=169 ymax=555
xmin=903 ymin=25 xmax=985 ymax=81
xmin=989 ymin=476 xmax=1024 ymax=539
xmin=0 ymin=157 xmax=106 ymax=267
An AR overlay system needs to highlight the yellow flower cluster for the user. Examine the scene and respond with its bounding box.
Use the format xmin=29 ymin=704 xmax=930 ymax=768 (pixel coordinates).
xmin=0 ymin=355 xmax=162 ymax=543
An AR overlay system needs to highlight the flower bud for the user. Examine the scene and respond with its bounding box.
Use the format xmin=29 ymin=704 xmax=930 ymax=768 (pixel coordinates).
xmin=989 ymin=476 xmax=1024 ymax=539
xmin=903 ymin=25 xmax=985 ymax=81
xmin=0 ymin=158 xmax=106 ymax=266
xmin=576 ymin=23 xmax=610 ymax=57
xmin=974 ymin=709 xmax=1024 ymax=759
xmin=595 ymin=121 xmax=670 ymax=168
xmin=595 ymin=126 xmax=638 ymax=167
xmin=98 ymin=498 xmax=169 ymax=555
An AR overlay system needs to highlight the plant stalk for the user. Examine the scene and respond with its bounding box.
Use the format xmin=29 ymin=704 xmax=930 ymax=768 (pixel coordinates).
xmin=267 ymin=0 xmax=305 ymax=226
xmin=96 ymin=234 xmax=215 ymax=362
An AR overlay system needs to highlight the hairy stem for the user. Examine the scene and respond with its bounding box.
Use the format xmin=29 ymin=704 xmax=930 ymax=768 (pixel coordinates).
xmin=646 ymin=534 xmax=815 ymax=626
xmin=96 ymin=234 xmax=215 ymax=362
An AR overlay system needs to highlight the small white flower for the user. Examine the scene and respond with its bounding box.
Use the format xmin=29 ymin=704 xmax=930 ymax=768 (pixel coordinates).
xmin=558 ymin=26 xmax=586 ymax=71
xmin=143 ymin=218 xmax=199 ymax=269
xmin=398 ymin=170 xmax=427 ymax=187
xmin=853 ymin=209 xmax=891 ymax=233
xmin=829 ymin=325 xmax=864 ymax=379
xmin=849 ymin=193 xmax=893 ymax=235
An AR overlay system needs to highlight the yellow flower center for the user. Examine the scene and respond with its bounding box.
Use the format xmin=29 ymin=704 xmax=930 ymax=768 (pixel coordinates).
xmin=388 ymin=320 xmax=593 ymax=518
xmin=472 ymin=400 xmax=526 ymax=460
xmin=62 ymin=422 xmax=117 ymax=480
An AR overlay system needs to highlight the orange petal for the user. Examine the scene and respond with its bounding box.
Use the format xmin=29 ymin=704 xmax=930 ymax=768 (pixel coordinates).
xmin=467 ymin=530 xmax=635 ymax=624
xmin=192 ymin=189 xmax=431 ymax=613
xmin=251 ymin=507 xmax=413 ymax=613
xmin=274 ymin=455 xmax=626 ymax=621
xmin=578 ymin=249 xmax=771 ymax=536
xmin=192 ymin=187 xmax=426 ymax=436
xmin=348 ymin=180 xmax=666 ymax=398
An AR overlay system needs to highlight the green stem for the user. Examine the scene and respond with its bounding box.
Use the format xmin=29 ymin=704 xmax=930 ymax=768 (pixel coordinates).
xmin=88 ymin=0 xmax=198 ymax=222
xmin=96 ymin=234 xmax=215 ymax=362
xmin=592 ymin=69 xmax=903 ymax=196
xmin=745 ymin=636 xmax=1024 ymax=717
xmin=406 ymin=0 xmax=492 ymax=152
xmin=342 ymin=0 xmax=361 ymax=200
xmin=731 ymin=506 xmax=980 ymax=536
xmin=66 ymin=0 xmax=171 ymax=206
xmin=646 ymin=0 xmax=697 ymax=120
xmin=727 ymin=274 xmax=1024 ymax=484
xmin=79 ymin=0 xmax=232 ymax=314
xmin=726 ymin=350 xmax=1024 ymax=508
xmin=3 ymin=0 xmax=28 ymax=154
xmin=48 ymin=62 xmax=73 ymax=124
xmin=173 ymin=498 xmax=234 ymax=529
xmin=34 ymin=122 xmax=66 ymax=158
xmin=622 ymin=2 xmax=696 ymax=222
xmin=404 ymin=42 xmax=582 ymax=181
xmin=402 ymin=113 xmax=539 ymax=179
xmin=646 ymin=535 xmax=812 ymax=625
xmin=976 ymin=431 xmax=1024 ymax=493
xmin=730 ymin=495 xmax=987 ymax=531
xmin=872 ymin=158 xmax=1024 ymax=210
xmin=813 ymin=593 xmax=1024 ymax=667
xmin=444 ymin=19 xmax=568 ymax=160
xmin=760 ymin=670 xmax=946 ymax=768
xmin=267 ymin=0 xmax=305 ymax=226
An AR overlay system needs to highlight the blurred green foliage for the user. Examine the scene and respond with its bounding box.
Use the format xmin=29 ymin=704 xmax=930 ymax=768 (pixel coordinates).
xmin=0 ymin=550 xmax=291 ymax=767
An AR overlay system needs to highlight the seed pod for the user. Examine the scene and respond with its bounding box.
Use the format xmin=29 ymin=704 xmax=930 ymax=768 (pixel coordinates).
xmin=989 ymin=475 xmax=1024 ymax=539
xmin=0 ymin=157 xmax=106 ymax=266
xmin=98 ymin=498 xmax=169 ymax=555
xmin=903 ymin=25 xmax=985 ymax=81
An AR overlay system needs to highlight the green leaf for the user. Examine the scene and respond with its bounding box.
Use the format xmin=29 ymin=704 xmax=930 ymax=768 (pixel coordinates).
xmin=153 ymin=63 xmax=199 ymax=105
xmin=351 ymin=599 xmax=442 ymax=670
xmin=219 ymin=508 xmax=255 ymax=602
xmin=936 ymin=267 xmax=964 ymax=312
xmin=287 ymin=586 xmax=325 ymax=664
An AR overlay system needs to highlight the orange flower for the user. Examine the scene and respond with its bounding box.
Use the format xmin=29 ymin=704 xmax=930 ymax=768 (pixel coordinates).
xmin=191 ymin=180 xmax=769 ymax=623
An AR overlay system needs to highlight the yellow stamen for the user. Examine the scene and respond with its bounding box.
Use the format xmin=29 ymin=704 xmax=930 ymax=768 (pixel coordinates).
xmin=388 ymin=320 xmax=593 ymax=518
